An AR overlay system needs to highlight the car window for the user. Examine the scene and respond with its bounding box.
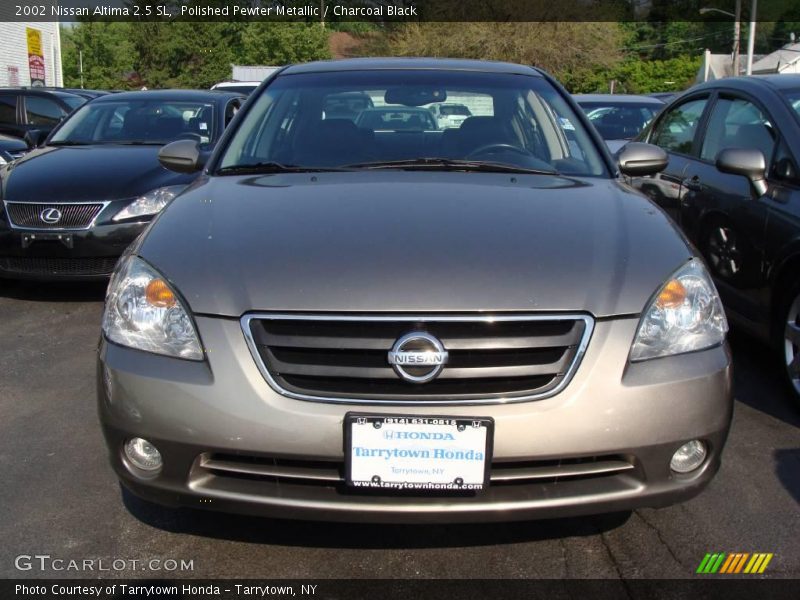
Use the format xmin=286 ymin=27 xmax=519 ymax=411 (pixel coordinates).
xmin=700 ymin=97 xmax=775 ymax=164
xmin=51 ymin=100 xmax=217 ymax=146
xmin=650 ymin=97 xmax=708 ymax=156
xmin=220 ymin=70 xmax=607 ymax=177
xmin=25 ymin=96 xmax=65 ymax=127
xmin=579 ymin=102 xmax=660 ymax=141
xmin=0 ymin=96 xmax=16 ymax=125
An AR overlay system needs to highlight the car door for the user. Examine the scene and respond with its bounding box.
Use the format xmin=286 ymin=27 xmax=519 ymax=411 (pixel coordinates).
xmin=681 ymin=93 xmax=775 ymax=322
xmin=635 ymin=95 xmax=712 ymax=223
xmin=0 ymin=93 xmax=24 ymax=140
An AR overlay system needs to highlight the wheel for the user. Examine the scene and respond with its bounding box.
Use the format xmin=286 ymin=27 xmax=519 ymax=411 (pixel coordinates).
xmin=779 ymin=283 xmax=800 ymax=407
xmin=701 ymin=219 xmax=757 ymax=286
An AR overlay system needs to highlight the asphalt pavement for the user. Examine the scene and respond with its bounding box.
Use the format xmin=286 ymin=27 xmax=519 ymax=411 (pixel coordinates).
xmin=0 ymin=279 xmax=797 ymax=579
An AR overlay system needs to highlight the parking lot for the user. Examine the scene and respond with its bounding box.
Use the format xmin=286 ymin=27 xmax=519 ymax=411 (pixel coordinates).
xmin=0 ymin=279 xmax=797 ymax=580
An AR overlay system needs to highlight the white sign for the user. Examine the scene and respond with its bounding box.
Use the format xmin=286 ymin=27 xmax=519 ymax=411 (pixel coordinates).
xmin=348 ymin=416 xmax=490 ymax=491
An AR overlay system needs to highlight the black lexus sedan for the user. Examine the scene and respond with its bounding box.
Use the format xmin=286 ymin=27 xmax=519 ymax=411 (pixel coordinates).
xmin=630 ymin=74 xmax=800 ymax=405
xmin=0 ymin=89 xmax=244 ymax=279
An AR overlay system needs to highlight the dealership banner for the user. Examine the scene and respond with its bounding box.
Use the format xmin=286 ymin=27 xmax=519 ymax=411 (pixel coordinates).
xmin=3 ymin=579 xmax=799 ymax=599
xmin=25 ymin=26 xmax=45 ymax=87
xmin=0 ymin=0 xmax=796 ymax=23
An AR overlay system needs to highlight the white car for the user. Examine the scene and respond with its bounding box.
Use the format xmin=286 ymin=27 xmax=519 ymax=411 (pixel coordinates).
xmin=210 ymin=81 xmax=261 ymax=95
xmin=430 ymin=103 xmax=472 ymax=128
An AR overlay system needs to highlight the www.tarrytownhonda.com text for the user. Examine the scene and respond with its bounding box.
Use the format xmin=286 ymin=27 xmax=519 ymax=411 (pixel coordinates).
xmin=14 ymin=554 xmax=194 ymax=572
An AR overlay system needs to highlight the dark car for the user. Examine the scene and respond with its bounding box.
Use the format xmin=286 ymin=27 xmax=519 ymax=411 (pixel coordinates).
xmin=0 ymin=89 xmax=244 ymax=279
xmin=356 ymin=106 xmax=438 ymax=131
xmin=631 ymin=74 xmax=800 ymax=405
xmin=575 ymin=94 xmax=665 ymax=153
xmin=96 ymin=59 xmax=732 ymax=523
xmin=0 ymin=88 xmax=86 ymax=143
xmin=0 ymin=133 xmax=28 ymax=162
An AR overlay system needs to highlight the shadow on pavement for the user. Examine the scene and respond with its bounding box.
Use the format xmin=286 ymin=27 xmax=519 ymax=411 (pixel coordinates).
xmin=728 ymin=329 xmax=800 ymax=428
xmin=121 ymin=486 xmax=631 ymax=549
xmin=774 ymin=448 xmax=800 ymax=504
xmin=0 ymin=278 xmax=107 ymax=302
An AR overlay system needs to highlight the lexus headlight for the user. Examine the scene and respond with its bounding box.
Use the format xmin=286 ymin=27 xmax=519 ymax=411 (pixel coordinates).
xmin=113 ymin=185 xmax=186 ymax=221
xmin=630 ymin=258 xmax=727 ymax=361
xmin=102 ymin=256 xmax=202 ymax=360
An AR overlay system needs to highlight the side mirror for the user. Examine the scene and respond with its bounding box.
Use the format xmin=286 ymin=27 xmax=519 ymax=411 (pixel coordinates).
xmin=617 ymin=142 xmax=669 ymax=177
xmin=158 ymin=140 xmax=205 ymax=174
xmin=24 ymin=129 xmax=47 ymax=149
xmin=716 ymin=148 xmax=768 ymax=196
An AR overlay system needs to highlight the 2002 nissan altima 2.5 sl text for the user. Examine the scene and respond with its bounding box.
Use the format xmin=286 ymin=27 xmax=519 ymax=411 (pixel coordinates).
xmin=97 ymin=58 xmax=733 ymax=523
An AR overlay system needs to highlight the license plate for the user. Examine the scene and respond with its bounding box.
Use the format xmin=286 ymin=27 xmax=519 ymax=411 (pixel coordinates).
xmin=345 ymin=414 xmax=493 ymax=491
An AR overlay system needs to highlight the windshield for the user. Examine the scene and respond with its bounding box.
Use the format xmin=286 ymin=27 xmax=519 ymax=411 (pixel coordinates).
xmin=50 ymin=99 xmax=216 ymax=146
xmin=218 ymin=70 xmax=607 ymax=176
xmin=578 ymin=102 xmax=660 ymax=141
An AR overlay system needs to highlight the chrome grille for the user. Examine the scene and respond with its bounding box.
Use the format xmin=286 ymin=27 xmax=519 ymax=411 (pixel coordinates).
xmin=197 ymin=453 xmax=634 ymax=487
xmin=4 ymin=201 xmax=106 ymax=229
xmin=243 ymin=314 xmax=593 ymax=405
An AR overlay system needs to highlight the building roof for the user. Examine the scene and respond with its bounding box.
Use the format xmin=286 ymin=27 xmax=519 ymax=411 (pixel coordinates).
xmin=751 ymin=43 xmax=800 ymax=74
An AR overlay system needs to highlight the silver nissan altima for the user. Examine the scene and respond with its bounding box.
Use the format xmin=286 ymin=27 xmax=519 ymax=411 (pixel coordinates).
xmin=97 ymin=58 xmax=733 ymax=523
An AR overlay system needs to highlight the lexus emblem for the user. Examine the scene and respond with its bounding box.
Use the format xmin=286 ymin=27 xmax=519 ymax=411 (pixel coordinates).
xmin=40 ymin=207 xmax=63 ymax=224
xmin=388 ymin=332 xmax=448 ymax=384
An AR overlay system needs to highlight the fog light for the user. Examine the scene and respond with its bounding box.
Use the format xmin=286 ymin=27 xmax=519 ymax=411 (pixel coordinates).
xmin=124 ymin=437 xmax=162 ymax=471
xmin=670 ymin=440 xmax=706 ymax=473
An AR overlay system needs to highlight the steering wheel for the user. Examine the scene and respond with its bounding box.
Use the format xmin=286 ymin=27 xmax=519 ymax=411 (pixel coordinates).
xmin=465 ymin=143 xmax=531 ymax=159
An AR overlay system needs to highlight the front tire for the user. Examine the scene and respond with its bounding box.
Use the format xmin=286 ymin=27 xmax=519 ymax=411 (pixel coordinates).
xmin=778 ymin=283 xmax=800 ymax=408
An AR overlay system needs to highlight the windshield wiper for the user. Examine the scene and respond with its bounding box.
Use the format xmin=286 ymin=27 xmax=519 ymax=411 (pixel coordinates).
xmin=216 ymin=162 xmax=350 ymax=175
xmin=48 ymin=140 xmax=93 ymax=146
xmin=343 ymin=157 xmax=559 ymax=175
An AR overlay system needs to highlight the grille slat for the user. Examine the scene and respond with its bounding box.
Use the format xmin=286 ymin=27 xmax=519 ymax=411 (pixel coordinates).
xmin=244 ymin=314 xmax=593 ymax=404
xmin=0 ymin=256 xmax=118 ymax=276
xmin=4 ymin=201 xmax=105 ymax=229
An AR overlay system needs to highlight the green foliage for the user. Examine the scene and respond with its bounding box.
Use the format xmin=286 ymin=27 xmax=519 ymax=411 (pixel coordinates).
xmin=241 ymin=23 xmax=331 ymax=65
xmin=60 ymin=20 xmax=329 ymax=90
xmin=562 ymin=55 xmax=702 ymax=94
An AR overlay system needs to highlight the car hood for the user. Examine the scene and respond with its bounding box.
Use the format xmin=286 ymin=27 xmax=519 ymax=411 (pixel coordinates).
xmin=0 ymin=145 xmax=192 ymax=201
xmin=138 ymin=171 xmax=692 ymax=318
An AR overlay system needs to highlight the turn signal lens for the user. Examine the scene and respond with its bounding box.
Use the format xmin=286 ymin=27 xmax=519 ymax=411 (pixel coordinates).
xmin=655 ymin=279 xmax=687 ymax=309
xmin=145 ymin=279 xmax=177 ymax=308
xmin=630 ymin=259 xmax=727 ymax=361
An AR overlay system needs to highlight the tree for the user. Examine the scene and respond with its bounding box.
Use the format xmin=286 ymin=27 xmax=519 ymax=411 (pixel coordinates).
xmin=240 ymin=22 xmax=331 ymax=65
xmin=61 ymin=23 xmax=136 ymax=89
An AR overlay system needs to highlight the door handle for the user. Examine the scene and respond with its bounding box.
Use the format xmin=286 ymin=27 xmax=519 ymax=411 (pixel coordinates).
xmin=683 ymin=176 xmax=703 ymax=192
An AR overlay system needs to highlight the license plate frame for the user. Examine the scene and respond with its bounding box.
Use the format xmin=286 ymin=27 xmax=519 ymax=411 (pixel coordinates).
xmin=344 ymin=413 xmax=493 ymax=492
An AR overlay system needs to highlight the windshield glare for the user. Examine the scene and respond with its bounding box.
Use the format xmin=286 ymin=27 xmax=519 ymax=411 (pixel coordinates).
xmin=578 ymin=102 xmax=660 ymax=141
xmin=50 ymin=100 xmax=216 ymax=145
xmin=219 ymin=71 xmax=607 ymax=176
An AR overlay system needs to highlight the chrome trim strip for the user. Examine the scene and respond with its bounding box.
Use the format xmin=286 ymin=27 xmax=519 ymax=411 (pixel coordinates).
xmin=3 ymin=200 xmax=112 ymax=231
xmin=240 ymin=313 xmax=595 ymax=406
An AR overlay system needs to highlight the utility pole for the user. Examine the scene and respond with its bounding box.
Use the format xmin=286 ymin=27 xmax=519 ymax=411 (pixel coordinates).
xmin=746 ymin=0 xmax=757 ymax=75
xmin=732 ymin=0 xmax=741 ymax=76
xmin=79 ymin=50 xmax=84 ymax=89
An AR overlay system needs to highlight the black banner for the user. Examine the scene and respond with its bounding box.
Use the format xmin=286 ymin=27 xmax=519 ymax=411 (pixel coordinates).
xmin=3 ymin=579 xmax=800 ymax=600
xmin=0 ymin=0 xmax=798 ymax=23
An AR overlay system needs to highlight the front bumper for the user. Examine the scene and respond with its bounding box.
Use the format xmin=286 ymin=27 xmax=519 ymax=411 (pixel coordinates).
xmin=98 ymin=316 xmax=733 ymax=523
xmin=0 ymin=221 xmax=146 ymax=280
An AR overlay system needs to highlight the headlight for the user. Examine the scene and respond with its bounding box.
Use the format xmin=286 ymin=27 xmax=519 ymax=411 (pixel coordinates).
xmin=630 ymin=258 xmax=727 ymax=361
xmin=112 ymin=185 xmax=185 ymax=221
xmin=102 ymin=256 xmax=202 ymax=360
